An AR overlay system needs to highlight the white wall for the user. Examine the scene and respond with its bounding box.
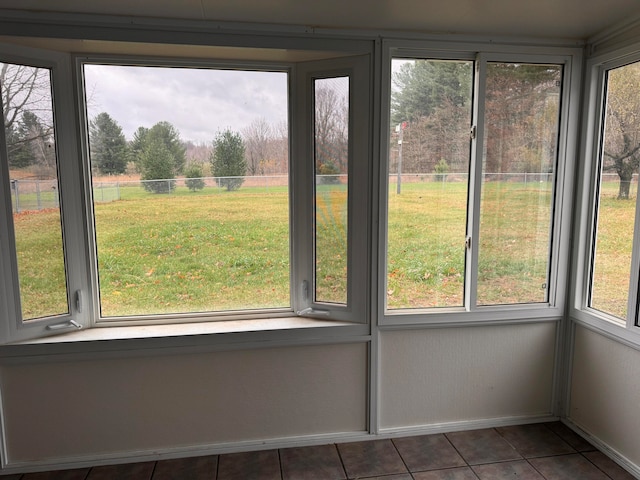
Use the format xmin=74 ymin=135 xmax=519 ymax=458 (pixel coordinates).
xmin=0 ymin=342 xmax=368 ymax=465
xmin=0 ymin=321 xmax=564 ymax=470
xmin=569 ymin=325 xmax=640 ymax=468
xmin=379 ymin=322 xmax=558 ymax=430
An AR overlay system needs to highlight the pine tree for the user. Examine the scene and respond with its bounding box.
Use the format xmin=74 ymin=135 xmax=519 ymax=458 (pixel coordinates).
xmin=139 ymin=141 xmax=176 ymax=193
xmin=89 ymin=112 xmax=129 ymax=175
xmin=210 ymin=130 xmax=247 ymax=191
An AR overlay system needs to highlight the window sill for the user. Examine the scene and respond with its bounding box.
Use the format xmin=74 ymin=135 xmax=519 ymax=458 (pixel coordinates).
xmin=570 ymin=309 xmax=640 ymax=352
xmin=0 ymin=317 xmax=368 ymax=359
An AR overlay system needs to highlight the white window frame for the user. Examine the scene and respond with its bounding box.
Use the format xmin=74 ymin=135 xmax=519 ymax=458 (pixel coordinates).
xmin=379 ymin=40 xmax=581 ymax=326
xmin=0 ymin=43 xmax=91 ymax=344
xmin=572 ymin=43 xmax=640 ymax=344
xmin=0 ymin=40 xmax=372 ymax=344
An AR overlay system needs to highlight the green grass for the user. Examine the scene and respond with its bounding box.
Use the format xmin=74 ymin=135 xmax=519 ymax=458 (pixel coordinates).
xmin=590 ymin=181 xmax=637 ymax=319
xmin=12 ymin=179 xmax=634 ymax=319
xmin=13 ymin=209 xmax=67 ymax=320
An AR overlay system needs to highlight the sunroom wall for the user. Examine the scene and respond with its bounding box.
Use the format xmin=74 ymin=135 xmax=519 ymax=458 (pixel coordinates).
xmin=0 ymin=12 xmax=586 ymax=474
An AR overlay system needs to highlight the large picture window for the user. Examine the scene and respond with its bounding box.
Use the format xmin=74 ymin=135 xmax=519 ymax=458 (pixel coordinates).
xmin=83 ymin=64 xmax=290 ymax=318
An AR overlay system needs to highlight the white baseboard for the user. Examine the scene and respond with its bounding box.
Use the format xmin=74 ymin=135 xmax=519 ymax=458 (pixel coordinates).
xmin=562 ymin=419 xmax=640 ymax=479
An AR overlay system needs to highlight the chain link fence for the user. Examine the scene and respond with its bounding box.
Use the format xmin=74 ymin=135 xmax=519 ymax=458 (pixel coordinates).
xmin=10 ymin=172 xmax=638 ymax=213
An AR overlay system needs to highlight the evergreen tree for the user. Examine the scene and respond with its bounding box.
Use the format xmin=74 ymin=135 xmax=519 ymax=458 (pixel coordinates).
xmin=8 ymin=110 xmax=55 ymax=171
xmin=391 ymin=60 xmax=472 ymax=124
xmin=184 ymin=163 xmax=205 ymax=192
xmin=210 ymin=130 xmax=247 ymax=191
xmin=130 ymin=121 xmax=186 ymax=175
xmin=139 ymin=141 xmax=176 ymax=193
xmin=6 ymin=124 xmax=32 ymax=168
xmin=89 ymin=112 xmax=128 ymax=175
xmin=146 ymin=121 xmax=186 ymax=174
xmin=129 ymin=126 xmax=149 ymax=169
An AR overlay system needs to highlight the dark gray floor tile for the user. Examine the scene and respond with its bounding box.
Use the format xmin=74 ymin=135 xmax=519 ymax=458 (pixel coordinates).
xmin=445 ymin=429 xmax=521 ymax=465
xmin=359 ymin=475 xmax=413 ymax=480
xmin=583 ymin=451 xmax=637 ymax=480
xmin=152 ymin=455 xmax=217 ymax=480
xmin=529 ymin=454 xmax=610 ymax=480
xmin=496 ymin=423 xmax=575 ymax=458
xmin=472 ymin=460 xmax=544 ymax=479
xmin=413 ymin=466 xmax=479 ymax=479
xmin=86 ymin=462 xmax=155 ymax=480
xmin=544 ymin=422 xmax=597 ymax=452
xmin=337 ymin=440 xmax=407 ymax=478
xmin=23 ymin=470 xmax=90 ymax=480
xmin=21 ymin=468 xmax=89 ymax=480
xmin=217 ymin=450 xmax=280 ymax=480
xmin=393 ymin=433 xmax=466 ymax=472
xmin=280 ymin=444 xmax=345 ymax=480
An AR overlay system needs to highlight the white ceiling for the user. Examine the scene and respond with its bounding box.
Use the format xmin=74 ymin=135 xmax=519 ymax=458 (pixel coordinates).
xmin=1 ymin=0 xmax=640 ymax=41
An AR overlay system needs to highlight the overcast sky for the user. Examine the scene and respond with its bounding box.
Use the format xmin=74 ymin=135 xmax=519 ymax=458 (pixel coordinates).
xmin=83 ymin=64 xmax=288 ymax=144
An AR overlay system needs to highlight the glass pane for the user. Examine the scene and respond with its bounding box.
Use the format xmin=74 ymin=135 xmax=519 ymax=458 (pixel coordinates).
xmin=314 ymin=76 xmax=349 ymax=304
xmin=84 ymin=64 xmax=289 ymax=317
xmin=590 ymin=62 xmax=640 ymax=320
xmin=478 ymin=63 xmax=562 ymax=305
xmin=387 ymin=59 xmax=473 ymax=309
xmin=1 ymin=62 xmax=68 ymax=320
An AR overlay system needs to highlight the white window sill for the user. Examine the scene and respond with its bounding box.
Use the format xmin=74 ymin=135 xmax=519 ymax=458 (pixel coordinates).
xmin=16 ymin=316 xmax=360 ymax=345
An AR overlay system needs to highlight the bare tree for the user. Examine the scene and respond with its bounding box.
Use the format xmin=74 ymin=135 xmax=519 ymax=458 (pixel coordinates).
xmin=314 ymin=81 xmax=348 ymax=177
xmin=603 ymin=62 xmax=640 ymax=199
xmin=1 ymin=63 xmax=52 ymax=134
xmin=242 ymin=117 xmax=272 ymax=175
xmin=1 ymin=62 xmax=56 ymax=174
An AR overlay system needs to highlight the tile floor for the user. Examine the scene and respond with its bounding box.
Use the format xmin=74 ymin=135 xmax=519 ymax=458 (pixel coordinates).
xmin=1 ymin=422 xmax=636 ymax=479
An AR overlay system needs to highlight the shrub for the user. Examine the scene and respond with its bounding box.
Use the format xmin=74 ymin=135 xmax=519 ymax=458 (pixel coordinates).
xmin=184 ymin=164 xmax=205 ymax=192
xmin=317 ymin=161 xmax=341 ymax=185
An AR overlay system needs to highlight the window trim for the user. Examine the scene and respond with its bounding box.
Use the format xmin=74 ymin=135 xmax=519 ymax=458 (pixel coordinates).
xmin=379 ymin=41 xmax=581 ymax=326
xmin=0 ymin=42 xmax=91 ymax=344
xmin=0 ymin=39 xmax=374 ymax=344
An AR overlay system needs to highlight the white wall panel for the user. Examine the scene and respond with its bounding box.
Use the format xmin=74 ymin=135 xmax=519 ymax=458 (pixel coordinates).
xmin=570 ymin=325 xmax=640 ymax=467
xmin=379 ymin=323 xmax=557 ymax=429
xmin=0 ymin=343 xmax=367 ymax=463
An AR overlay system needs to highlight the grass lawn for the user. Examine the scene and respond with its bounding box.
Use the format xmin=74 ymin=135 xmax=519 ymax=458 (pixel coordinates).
xmin=12 ymin=179 xmax=634 ymax=319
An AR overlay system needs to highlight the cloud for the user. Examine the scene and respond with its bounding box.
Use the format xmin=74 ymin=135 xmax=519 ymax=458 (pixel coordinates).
xmin=84 ymin=64 xmax=288 ymax=143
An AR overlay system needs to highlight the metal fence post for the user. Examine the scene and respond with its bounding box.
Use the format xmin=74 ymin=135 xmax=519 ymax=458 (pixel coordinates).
xmin=36 ymin=180 xmax=42 ymax=210
xmin=14 ymin=180 xmax=20 ymax=213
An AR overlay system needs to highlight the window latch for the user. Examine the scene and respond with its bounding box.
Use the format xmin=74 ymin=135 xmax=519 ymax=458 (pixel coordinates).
xmin=46 ymin=320 xmax=82 ymax=331
xmin=470 ymin=125 xmax=477 ymax=140
xmin=465 ymin=236 xmax=472 ymax=250
xmin=296 ymin=307 xmax=330 ymax=317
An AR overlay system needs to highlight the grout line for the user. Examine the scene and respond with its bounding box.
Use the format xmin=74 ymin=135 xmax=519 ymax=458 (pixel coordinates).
xmin=580 ymin=451 xmax=617 ymax=480
xmin=148 ymin=460 xmax=157 ymax=480
xmin=334 ymin=442 xmax=351 ymax=479
xmin=389 ymin=436 xmax=412 ymax=476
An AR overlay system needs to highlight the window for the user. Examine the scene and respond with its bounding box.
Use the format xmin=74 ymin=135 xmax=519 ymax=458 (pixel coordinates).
xmin=588 ymin=60 xmax=640 ymax=324
xmin=384 ymin=52 xmax=567 ymax=318
xmin=477 ymin=62 xmax=561 ymax=306
xmin=0 ymin=41 xmax=371 ymax=343
xmin=1 ymin=62 xmax=68 ymax=321
xmin=83 ymin=64 xmax=291 ymax=319
xmin=387 ymin=58 xmax=473 ymax=309
xmin=0 ymin=45 xmax=88 ymax=343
